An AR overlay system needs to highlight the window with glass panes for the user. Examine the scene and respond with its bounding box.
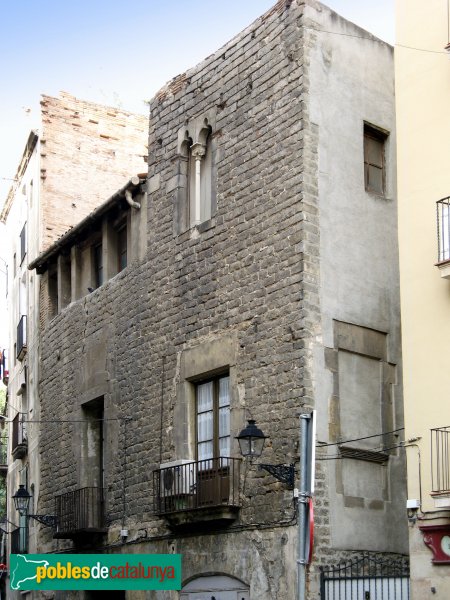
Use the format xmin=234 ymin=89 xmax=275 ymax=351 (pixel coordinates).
xmin=364 ymin=125 xmax=387 ymax=195
xmin=196 ymin=375 xmax=230 ymax=463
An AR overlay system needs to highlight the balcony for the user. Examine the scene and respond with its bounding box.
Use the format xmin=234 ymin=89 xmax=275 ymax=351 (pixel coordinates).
xmin=0 ymin=438 xmax=8 ymax=473
xmin=436 ymin=198 xmax=450 ymax=277
xmin=0 ymin=349 xmax=8 ymax=385
xmin=153 ymin=457 xmax=241 ymax=529
xmin=431 ymin=426 xmax=450 ymax=507
xmin=54 ymin=487 xmax=106 ymax=539
xmin=16 ymin=315 xmax=27 ymax=361
xmin=11 ymin=414 xmax=27 ymax=460
xmin=11 ymin=527 xmax=28 ymax=554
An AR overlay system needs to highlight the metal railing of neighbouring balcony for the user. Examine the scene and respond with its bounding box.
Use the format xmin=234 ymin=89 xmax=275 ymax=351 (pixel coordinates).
xmin=437 ymin=197 xmax=450 ymax=262
xmin=11 ymin=414 xmax=27 ymax=455
xmin=11 ymin=526 xmax=28 ymax=554
xmin=54 ymin=487 xmax=105 ymax=538
xmin=16 ymin=315 xmax=27 ymax=360
xmin=431 ymin=426 xmax=450 ymax=493
xmin=0 ymin=439 xmax=8 ymax=467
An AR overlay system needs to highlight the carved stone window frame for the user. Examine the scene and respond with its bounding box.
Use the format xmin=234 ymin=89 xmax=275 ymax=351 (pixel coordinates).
xmin=172 ymin=110 xmax=218 ymax=235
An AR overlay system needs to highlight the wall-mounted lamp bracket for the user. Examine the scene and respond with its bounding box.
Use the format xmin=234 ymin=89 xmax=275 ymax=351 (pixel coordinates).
xmin=259 ymin=463 xmax=295 ymax=488
xmin=28 ymin=514 xmax=58 ymax=528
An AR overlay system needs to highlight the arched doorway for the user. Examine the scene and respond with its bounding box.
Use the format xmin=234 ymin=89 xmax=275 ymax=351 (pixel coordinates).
xmin=180 ymin=574 xmax=249 ymax=600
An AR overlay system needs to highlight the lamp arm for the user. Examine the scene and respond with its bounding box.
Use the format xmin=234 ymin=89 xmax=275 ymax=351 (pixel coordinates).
xmin=259 ymin=463 xmax=295 ymax=488
xmin=28 ymin=514 xmax=58 ymax=528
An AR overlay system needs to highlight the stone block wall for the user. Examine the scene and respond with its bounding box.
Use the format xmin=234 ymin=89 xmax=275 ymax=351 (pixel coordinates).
xmin=37 ymin=3 xmax=310 ymax=595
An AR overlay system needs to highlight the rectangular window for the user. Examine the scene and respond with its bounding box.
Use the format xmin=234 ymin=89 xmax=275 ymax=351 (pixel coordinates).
xmin=82 ymin=398 xmax=105 ymax=489
xmin=93 ymin=243 xmax=103 ymax=288
xmin=364 ymin=124 xmax=388 ymax=196
xmin=20 ymin=223 xmax=27 ymax=264
xmin=196 ymin=374 xmax=230 ymax=464
xmin=117 ymin=224 xmax=127 ymax=272
xmin=48 ymin=267 xmax=58 ymax=319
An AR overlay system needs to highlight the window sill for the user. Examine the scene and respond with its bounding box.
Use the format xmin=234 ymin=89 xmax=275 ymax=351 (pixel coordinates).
xmin=12 ymin=442 xmax=28 ymax=461
xmin=365 ymin=188 xmax=391 ymax=201
xmin=436 ymin=259 xmax=450 ymax=279
xmin=338 ymin=445 xmax=389 ymax=464
xmin=431 ymin=491 xmax=450 ymax=509
xmin=176 ymin=218 xmax=216 ymax=244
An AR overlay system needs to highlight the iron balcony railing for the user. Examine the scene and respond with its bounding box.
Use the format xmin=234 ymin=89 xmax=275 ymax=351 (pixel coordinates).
xmin=437 ymin=197 xmax=450 ymax=262
xmin=16 ymin=315 xmax=27 ymax=360
xmin=0 ymin=348 xmax=8 ymax=384
xmin=0 ymin=438 xmax=8 ymax=469
xmin=431 ymin=426 xmax=450 ymax=493
xmin=153 ymin=457 xmax=241 ymax=516
xmin=11 ymin=527 xmax=28 ymax=554
xmin=11 ymin=414 xmax=27 ymax=459
xmin=54 ymin=487 xmax=106 ymax=538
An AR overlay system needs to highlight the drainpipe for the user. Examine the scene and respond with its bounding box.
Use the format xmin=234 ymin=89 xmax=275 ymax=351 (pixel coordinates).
xmin=298 ymin=413 xmax=311 ymax=600
xmin=125 ymin=187 xmax=141 ymax=210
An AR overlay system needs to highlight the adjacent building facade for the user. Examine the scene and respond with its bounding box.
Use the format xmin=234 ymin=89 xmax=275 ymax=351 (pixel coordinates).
xmin=396 ymin=0 xmax=450 ymax=597
xmin=0 ymin=92 xmax=147 ymax=579
xmin=6 ymin=1 xmax=408 ymax=598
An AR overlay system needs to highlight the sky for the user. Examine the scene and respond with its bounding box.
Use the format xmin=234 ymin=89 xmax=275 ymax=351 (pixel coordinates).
xmin=0 ymin=0 xmax=394 ymax=203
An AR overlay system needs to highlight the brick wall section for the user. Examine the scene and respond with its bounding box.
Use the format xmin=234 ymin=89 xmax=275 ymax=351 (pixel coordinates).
xmin=39 ymin=91 xmax=148 ymax=252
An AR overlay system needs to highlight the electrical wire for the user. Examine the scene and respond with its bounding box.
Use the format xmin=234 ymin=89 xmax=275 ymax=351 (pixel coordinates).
xmin=316 ymin=427 xmax=404 ymax=448
xmin=396 ymin=43 xmax=445 ymax=55
xmin=11 ymin=417 xmax=133 ymax=423
xmin=307 ymin=25 xmax=447 ymax=55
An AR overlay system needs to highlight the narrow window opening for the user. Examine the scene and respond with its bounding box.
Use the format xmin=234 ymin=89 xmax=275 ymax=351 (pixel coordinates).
xmin=93 ymin=243 xmax=103 ymax=288
xmin=20 ymin=223 xmax=27 ymax=265
xmin=48 ymin=266 xmax=58 ymax=319
xmin=82 ymin=398 xmax=105 ymax=489
xmin=364 ymin=124 xmax=388 ymax=196
xmin=117 ymin=224 xmax=127 ymax=272
xmin=188 ymin=128 xmax=213 ymax=227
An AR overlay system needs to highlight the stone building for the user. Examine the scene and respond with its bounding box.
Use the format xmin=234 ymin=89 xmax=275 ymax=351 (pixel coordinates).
xmin=0 ymin=91 xmax=147 ymax=582
xmin=25 ymin=1 xmax=407 ymax=598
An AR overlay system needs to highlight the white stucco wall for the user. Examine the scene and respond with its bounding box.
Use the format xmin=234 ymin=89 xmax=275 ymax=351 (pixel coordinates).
xmin=307 ymin=0 xmax=407 ymax=554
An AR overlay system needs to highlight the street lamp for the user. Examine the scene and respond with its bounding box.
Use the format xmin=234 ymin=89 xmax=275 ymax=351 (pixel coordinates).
xmin=236 ymin=419 xmax=295 ymax=487
xmin=12 ymin=485 xmax=30 ymax=516
xmin=236 ymin=419 xmax=267 ymax=459
xmin=12 ymin=485 xmax=57 ymax=527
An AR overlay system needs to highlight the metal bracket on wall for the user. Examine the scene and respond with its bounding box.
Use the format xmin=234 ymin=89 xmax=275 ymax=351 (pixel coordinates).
xmin=259 ymin=463 xmax=295 ymax=488
xmin=28 ymin=514 xmax=58 ymax=528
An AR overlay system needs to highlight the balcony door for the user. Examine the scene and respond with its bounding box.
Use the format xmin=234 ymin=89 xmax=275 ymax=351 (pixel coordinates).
xmin=82 ymin=397 xmax=105 ymax=490
xmin=196 ymin=374 xmax=230 ymax=506
xmin=79 ymin=397 xmax=105 ymax=530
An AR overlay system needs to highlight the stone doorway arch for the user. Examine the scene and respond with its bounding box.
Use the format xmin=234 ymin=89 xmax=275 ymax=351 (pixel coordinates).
xmin=180 ymin=574 xmax=249 ymax=600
